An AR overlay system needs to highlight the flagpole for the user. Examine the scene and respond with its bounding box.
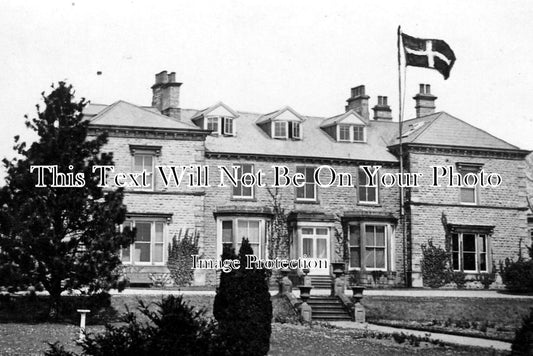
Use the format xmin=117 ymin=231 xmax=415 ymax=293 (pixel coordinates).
xmin=397 ymin=25 xmax=408 ymax=287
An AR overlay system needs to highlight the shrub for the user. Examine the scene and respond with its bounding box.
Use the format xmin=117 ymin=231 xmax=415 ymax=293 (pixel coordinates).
xmin=511 ymin=308 xmax=533 ymax=356
xmin=421 ymin=240 xmax=451 ymax=288
xmin=167 ymin=229 xmax=200 ymax=286
xmin=451 ymin=271 xmax=466 ymax=289
xmin=46 ymin=295 xmax=219 ymax=356
xmin=214 ymin=238 xmax=272 ymax=356
xmin=501 ymin=256 xmax=533 ymax=293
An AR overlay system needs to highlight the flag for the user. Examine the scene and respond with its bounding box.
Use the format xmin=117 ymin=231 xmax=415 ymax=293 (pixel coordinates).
xmin=401 ymin=32 xmax=456 ymax=79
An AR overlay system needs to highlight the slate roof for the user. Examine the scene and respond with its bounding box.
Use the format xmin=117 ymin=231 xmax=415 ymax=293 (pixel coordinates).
xmin=87 ymin=101 xmax=199 ymax=130
xmin=85 ymin=102 xmax=524 ymax=163
xmin=393 ymin=112 xmax=519 ymax=150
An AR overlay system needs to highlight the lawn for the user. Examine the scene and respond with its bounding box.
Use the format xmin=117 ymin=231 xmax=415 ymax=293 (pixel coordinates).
xmin=0 ymin=322 xmax=508 ymax=355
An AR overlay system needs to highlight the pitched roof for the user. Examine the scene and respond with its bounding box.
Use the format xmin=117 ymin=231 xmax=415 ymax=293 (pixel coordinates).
xmin=255 ymin=106 xmax=304 ymax=124
xmin=190 ymin=101 xmax=239 ymax=121
xmin=320 ymin=109 xmax=367 ymax=128
xmin=88 ymin=101 xmax=198 ymax=130
xmin=177 ymin=109 xmax=399 ymax=162
xmin=393 ymin=112 xmax=519 ymax=149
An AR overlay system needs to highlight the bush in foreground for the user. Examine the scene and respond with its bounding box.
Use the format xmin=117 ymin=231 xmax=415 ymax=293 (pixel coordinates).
xmin=214 ymin=238 xmax=272 ymax=356
xmin=46 ymin=295 xmax=219 ymax=356
xmin=512 ymin=308 xmax=533 ymax=355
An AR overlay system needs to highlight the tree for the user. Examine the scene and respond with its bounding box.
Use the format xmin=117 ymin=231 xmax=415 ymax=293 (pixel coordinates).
xmin=213 ymin=238 xmax=272 ymax=356
xmin=0 ymin=82 xmax=134 ymax=315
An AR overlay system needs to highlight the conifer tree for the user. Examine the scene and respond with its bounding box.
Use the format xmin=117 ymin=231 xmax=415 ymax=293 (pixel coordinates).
xmin=0 ymin=82 xmax=134 ymax=315
xmin=213 ymin=238 xmax=272 ymax=356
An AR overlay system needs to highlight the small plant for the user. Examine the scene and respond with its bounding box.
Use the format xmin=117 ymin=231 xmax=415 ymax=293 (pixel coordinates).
xmin=512 ymin=308 xmax=533 ymax=355
xmin=479 ymin=321 xmax=488 ymax=332
xmin=451 ymin=271 xmax=466 ymax=289
xmin=149 ymin=273 xmax=172 ymax=288
xmin=348 ymin=270 xmax=360 ymax=285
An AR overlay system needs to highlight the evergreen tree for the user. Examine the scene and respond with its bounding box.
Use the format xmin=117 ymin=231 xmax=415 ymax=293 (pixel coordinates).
xmin=213 ymin=238 xmax=272 ymax=356
xmin=0 ymin=82 xmax=134 ymax=315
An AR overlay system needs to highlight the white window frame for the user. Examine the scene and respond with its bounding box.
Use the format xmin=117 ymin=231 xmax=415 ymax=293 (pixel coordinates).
xmin=451 ymin=232 xmax=489 ymax=273
xmin=272 ymin=121 xmax=288 ymax=139
xmin=121 ymin=219 xmax=166 ymax=266
xmin=206 ymin=116 xmax=220 ymax=134
xmin=132 ymin=152 xmax=155 ymax=191
xmin=295 ymin=166 xmax=317 ymax=202
xmin=338 ymin=124 xmax=351 ymax=142
xmin=222 ymin=117 xmax=234 ymax=136
xmin=216 ymin=217 xmax=266 ymax=259
xmin=358 ymin=167 xmax=379 ymax=204
xmin=289 ymin=122 xmax=302 ymax=140
xmin=232 ymin=163 xmax=254 ymax=200
xmin=348 ymin=222 xmax=393 ymax=272
xmin=353 ymin=125 xmax=366 ymax=142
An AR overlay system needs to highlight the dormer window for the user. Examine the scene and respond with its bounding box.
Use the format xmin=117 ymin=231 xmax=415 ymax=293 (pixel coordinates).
xmin=191 ymin=102 xmax=239 ymax=136
xmin=207 ymin=117 xmax=219 ymax=133
xmin=256 ymin=106 xmax=304 ymax=140
xmin=273 ymin=121 xmax=287 ymax=139
xmin=336 ymin=124 xmax=366 ymax=143
xmin=222 ymin=117 xmax=234 ymax=135
xmin=289 ymin=122 xmax=301 ymax=140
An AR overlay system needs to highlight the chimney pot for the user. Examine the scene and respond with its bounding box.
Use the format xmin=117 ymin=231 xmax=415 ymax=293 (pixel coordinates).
xmin=346 ymin=84 xmax=370 ymax=121
xmin=414 ymin=83 xmax=437 ymax=117
xmin=151 ymin=70 xmax=182 ymax=120
xmin=372 ymin=95 xmax=392 ymax=121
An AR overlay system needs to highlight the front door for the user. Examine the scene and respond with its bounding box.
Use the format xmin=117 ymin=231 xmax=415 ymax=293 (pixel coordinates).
xmin=300 ymin=227 xmax=330 ymax=275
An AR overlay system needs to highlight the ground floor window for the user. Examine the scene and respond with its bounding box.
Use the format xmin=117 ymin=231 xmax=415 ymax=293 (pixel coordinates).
xmin=121 ymin=219 xmax=166 ymax=265
xmin=218 ymin=217 xmax=266 ymax=258
xmin=451 ymin=232 xmax=488 ymax=272
xmin=348 ymin=223 xmax=393 ymax=271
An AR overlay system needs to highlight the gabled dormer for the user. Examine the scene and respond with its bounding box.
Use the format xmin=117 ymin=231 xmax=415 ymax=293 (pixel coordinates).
xmin=320 ymin=110 xmax=367 ymax=143
xmin=256 ymin=106 xmax=304 ymax=140
xmin=191 ymin=102 xmax=239 ymax=136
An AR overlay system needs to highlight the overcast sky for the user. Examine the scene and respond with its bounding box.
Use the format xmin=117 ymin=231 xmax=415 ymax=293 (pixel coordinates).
xmin=1 ymin=0 xmax=532 ymax=181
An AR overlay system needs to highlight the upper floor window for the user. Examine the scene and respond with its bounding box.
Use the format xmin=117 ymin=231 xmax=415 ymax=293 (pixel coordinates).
xmin=121 ymin=219 xmax=165 ymax=265
xmin=339 ymin=125 xmax=351 ymax=142
xmin=358 ymin=167 xmax=378 ymax=204
xmin=451 ymin=232 xmax=488 ymax=272
xmin=273 ymin=121 xmax=287 ymax=139
xmin=457 ymin=163 xmax=482 ymax=205
xmin=336 ymin=124 xmax=366 ymax=142
xmin=130 ymin=145 xmax=160 ymax=191
xmin=296 ymin=166 xmax=316 ymax=201
xmin=207 ymin=117 xmax=219 ymax=133
xmin=222 ymin=117 xmax=234 ymax=135
xmin=232 ymin=163 xmax=254 ymax=199
xmin=289 ymin=122 xmax=301 ymax=140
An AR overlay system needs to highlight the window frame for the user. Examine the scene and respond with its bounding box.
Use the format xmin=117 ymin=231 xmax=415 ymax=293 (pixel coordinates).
xmin=457 ymin=163 xmax=482 ymax=205
xmin=232 ymin=163 xmax=254 ymax=200
xmin=348 ymin=222 xmax=392 ymax=272
xmin=272 ymin=121 xmax=288 ymax=139
xmin=217 ymin=217 xmax=266 ymax=258
xmin=338 ymin=124 xmax=351 ymax=142
xmin=295 ymin=166 xmax=317 ymax=202
xmin=121 ymin=219 xmax=166 ymax=266
xmin=289 ymin=121 xmax=302 ymax=140
xmin=222 ymin=117 xmax=234 ymax=136
xmin=131 ymin=148 xmax=158 ymax=191
xmin=353 ymin=125 xmax=365 ymax=142
xmin=357 ymin=167 xmax=379 ymax=205
xmin=451 ymin=232 xmax=489 ymax=273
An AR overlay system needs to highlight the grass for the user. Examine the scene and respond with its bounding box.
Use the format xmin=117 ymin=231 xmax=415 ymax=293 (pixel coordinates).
xmin=0 ymin=323 xmax=508 ymax=356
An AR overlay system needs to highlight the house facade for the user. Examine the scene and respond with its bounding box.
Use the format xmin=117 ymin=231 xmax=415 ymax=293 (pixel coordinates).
xmin=85 ymin=71 xmax=531 ymax=287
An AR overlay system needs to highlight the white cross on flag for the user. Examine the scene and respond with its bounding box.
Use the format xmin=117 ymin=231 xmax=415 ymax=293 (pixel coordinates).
xmin=401 ymin=33 xmax=456 ymax=79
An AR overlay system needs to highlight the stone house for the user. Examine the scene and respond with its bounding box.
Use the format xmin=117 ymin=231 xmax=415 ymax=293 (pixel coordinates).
xmin=84 ymin=71 xmax=531 ymax=287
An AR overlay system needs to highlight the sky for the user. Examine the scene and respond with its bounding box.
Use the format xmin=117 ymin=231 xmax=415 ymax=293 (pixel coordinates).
xmin=1 ymin=0 xmax=532 ymax=182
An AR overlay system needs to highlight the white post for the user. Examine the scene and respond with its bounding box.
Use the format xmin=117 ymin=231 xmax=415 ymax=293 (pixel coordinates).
xmin=77 ymin=309 xmax=91 ymax=343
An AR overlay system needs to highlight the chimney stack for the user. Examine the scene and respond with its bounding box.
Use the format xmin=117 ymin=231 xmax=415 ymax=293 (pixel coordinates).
xmin=413 ymin=84 xmax=437 ymax=117
xmin=151 ymin=70 xmax=182 ymax=119
xmin=372 ymin=96 xmax=392 ymax=121
xmin=345 ymin=85 xmax=370 ymax=121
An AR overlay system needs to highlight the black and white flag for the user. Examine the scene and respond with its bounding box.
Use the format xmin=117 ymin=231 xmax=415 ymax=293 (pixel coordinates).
xmin=401 ymin=33 xmax=456 ymax=79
